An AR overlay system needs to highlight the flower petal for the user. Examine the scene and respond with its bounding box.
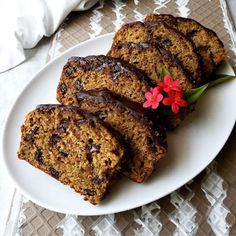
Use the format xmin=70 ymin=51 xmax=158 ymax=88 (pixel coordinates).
xmin=172 ymin=80 xmax=181 ymax=87
xmin=172 ymin=103 xmax=179 ymax=114
xmin=143 ymin=101 xmax=151 ymax=108
xmin=152 ymin=87 xmax=159 ymax=97
xmin=145 ymin=92 xmax=153 ymax=100
xmin=164 ymin=75 xmax=172 ymax=84
xmin=163 ymin=97 xmax=172 ymax=106
xmin=157 ymin=85 xmax=163 ymax=93
xmin=157 ymin=93 xmax=163 ymax=102
xmin=163 ymin=87 xmax=171 ymax=93
xmin=177 ymin=98 xmax=187 ymax=107
xmin=152 ymin=101 xmax=159 ymax=109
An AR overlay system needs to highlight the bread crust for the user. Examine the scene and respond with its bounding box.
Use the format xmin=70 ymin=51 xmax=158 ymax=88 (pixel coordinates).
xmin=108 ymin=41 xmax=194 ymax=90
xmin=18 ymin=104 xmax=125 ymax=204
xmin=74 ymin=89 xmax=167 ymax=183
xmin=112 ymin=21 xmax=202 ymax=86
xmin=145 ymin=14 xmax=225 ymax=80
xmin=57 ymin=55 xmax=152 ymax=105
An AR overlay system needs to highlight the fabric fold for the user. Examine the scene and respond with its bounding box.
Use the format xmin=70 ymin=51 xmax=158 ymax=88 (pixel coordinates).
xmin=0 ymin=0 xmax=98 ymax=73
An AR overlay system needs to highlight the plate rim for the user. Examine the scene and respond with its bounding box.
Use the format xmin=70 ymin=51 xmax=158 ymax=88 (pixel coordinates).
xmin=2 ymin=33 xmax=236 ymax=215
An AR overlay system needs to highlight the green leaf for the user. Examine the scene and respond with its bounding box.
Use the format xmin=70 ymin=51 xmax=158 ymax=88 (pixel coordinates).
xmin=160 ymin=66 xmax=169 ymax=80
xmin=184 ymin=74 xmax=235 ymax=105
xmin=184 ymin=84 xmax=209 ymax=105
xmin=208 ymin=74 xmax=235 ymax=88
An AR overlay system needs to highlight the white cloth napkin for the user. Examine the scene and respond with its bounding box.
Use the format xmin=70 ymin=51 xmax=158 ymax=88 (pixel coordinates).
xmin=0 ymin=0 xmax=98 ymax=73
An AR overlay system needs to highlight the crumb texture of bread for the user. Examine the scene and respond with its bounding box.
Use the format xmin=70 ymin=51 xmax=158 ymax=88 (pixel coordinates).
xmin=108 ymin=42 xmax=194 ymax=91
xmin=111 ymin=21 xmax=201 ymax=86
xmin=70 ymin=90 xmax=167 ymax=183
xmin=17 ymin=105 xmax=125 ymax=204
xmin=57 ymin=55 xmax=151 ymax=105
xmin=145 ymin=14 xmax=225 ymax=79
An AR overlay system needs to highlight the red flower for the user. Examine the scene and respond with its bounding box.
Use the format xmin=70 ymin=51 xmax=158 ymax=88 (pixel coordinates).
xmin=158 ymin=75 xmax=182 ymax=93
xmin=163 ymin=91 xmax=187 ymax=114
xmin=143 ymin=87 xmax=163 ymax=109
xmin=143 ymin=73 xmax=188 ymax=114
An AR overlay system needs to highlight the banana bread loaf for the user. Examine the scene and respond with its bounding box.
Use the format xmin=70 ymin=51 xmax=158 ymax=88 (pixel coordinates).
xmin=17 ymin=105 xmax=125 ymax=204
xmin=107 ymin=42 xmax=194 ymax=91
xmin=57 ymin=55 xmax=151 ymax=105
xmin=111 ymin=21 xmax=202 ymax=86
xmin=68 ymin=89 xmax=167 ymax=183
xmin=145 ymin=14 xmax=225 ymax=79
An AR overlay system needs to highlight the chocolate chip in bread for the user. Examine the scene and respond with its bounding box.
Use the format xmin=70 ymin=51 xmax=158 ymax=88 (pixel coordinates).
xmin=73 ymin=89 xmax=167 ymax=183
xmin=108 ymin=42 xmax=194 ymax=91
xmin=111 ymin=21 xmax=202 ymax=86
xmin=17 ymin=105 xmax=125 ymax=204
xmin=145 ymin=14 xmax=225 ymax=79
xmin=57 ymin=55 xmax=152 ymax=105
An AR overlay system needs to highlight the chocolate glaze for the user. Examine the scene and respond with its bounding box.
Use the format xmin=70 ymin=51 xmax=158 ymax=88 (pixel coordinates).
xmin=36 ymin=104 xmax=83 ymax=114
xmin=35 ymin=104 xmax=128 ymax=154
xmin=66 ymin=55 xmax=153 ymax=86
xmin=145 ymin=14 xmax=178 ymax=27
xmin=158 ymin=46 xmax=196 ymax=87
xmin=76 ymin=89 xmax=152 ymax=122
xmin=145 ymin=14 xmax=225 ymax=78
xmin=176 ymin=16 xmax=225 ymax=48
xmin=110 ymin=41 xmax=195 ymax=88
xmin=75 ymin=89 xmax=167 ymax=148
xmin=145 ymin=21 xmax=202 ymax=83
xmin=115 ymin=20 xmax=202 ymax=85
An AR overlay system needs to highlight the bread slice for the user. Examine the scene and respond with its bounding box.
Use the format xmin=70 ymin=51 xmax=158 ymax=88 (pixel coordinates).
xmin=145 ymin=14 xmax=225 ymax=79
xmin=111 ymin=21 xmax=202 ymax=86
xmin=57 ymin=55 xmax=151 ymax=105
xmin=70 ymin=89 xmax=167 ymax=183
xmin=17 ymin=105 xmax=125 ymax=204
xmin=108 ymin=42 xmax=194 ymax=91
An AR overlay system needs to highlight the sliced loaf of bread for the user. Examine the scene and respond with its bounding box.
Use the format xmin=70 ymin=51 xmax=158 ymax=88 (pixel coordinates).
xmin=145 ymin=14 xmax=225 ymax=79
xmin=111 ymin=21 xmax=202 ymax=86
xmin=71 ymin=89 xmax=167 ymax=183
xmin=108 ymin=42 xmax=194 ymax=91
xmin=18 ymin=105 xmax=125 ymax=204
xmin=57 ymin=55 xmax=151 ymax=105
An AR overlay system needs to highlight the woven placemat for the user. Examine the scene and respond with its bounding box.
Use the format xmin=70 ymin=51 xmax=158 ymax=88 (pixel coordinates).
xmin=15 ymin=0 xmax=236 ymax=235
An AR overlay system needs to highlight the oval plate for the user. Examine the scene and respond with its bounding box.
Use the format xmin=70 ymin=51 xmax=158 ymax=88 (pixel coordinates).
xmin=2 ymin=33 xmax=236 ymax=215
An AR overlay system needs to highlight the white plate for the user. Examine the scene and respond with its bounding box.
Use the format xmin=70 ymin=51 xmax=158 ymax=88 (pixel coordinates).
xmin=2 ymin=33 xmax=236 ymax=215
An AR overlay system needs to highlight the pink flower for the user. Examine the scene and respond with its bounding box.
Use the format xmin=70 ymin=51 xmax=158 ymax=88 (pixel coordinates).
xmin=158 ymin=75 xmax=182 ymax=93
xmin=143 ymin=87 xmax=163 ymax=109
xmin=163 ymin=91 xmax=187 ymax=114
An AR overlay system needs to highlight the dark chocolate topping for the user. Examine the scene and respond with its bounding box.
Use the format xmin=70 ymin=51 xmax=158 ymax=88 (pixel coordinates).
xmin=76 ymin=89 xmax=152 ymax=122
xmin=117 ymin=21 xmax=202 ymax=84
xmin=66 ymin=55 xmax=153 ymax=86
xmin=75 ymin=89 xmax=166 ymax=147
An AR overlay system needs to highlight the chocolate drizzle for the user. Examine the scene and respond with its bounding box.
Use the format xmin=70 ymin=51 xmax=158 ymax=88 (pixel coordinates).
xmin=66 ymin=55 xmax=152 ymax=86
xmin=75 ymin=89 xmax=167 ymax=149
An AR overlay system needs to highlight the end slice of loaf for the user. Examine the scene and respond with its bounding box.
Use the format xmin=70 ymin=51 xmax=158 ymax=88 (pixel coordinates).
xmin=111 ymin=21 xmax=202 ymax=86
xmin=108 ymin=42 xmax=194 ymax=91
xmin=57 ymin=55 xmax=151 ymax=105
xmin=70 ymin=89 xmax=167 ymax=183
xmin=145 ymin=14 xmax=225 ymax=79
xmin=17 ymin=105 xmax=125 ymax=204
